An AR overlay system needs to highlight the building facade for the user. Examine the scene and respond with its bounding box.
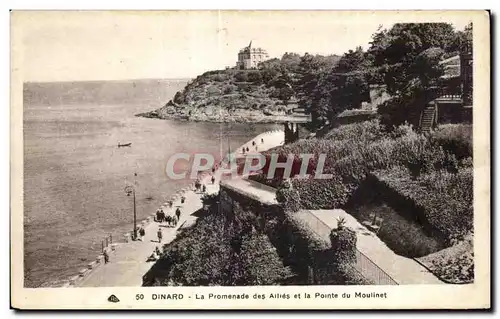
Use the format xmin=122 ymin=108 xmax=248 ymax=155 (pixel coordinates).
xmin=236 ymin=41 xmax=269 ymax=69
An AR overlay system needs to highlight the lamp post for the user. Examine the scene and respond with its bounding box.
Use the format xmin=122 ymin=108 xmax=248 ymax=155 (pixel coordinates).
xmin=124 ymin=176 xmax=137 ymax=240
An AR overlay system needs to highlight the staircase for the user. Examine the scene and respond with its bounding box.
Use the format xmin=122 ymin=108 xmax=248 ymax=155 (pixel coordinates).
xmin=420 ymin=106 xmax=436 ymax=134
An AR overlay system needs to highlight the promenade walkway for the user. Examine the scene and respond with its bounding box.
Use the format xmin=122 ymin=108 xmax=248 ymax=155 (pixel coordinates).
xmin=218 ymin=180 xmax=444 ymax=285
xmin=76 ymin=129 xmax=284 ymax=287
xmin=305 ymin=209 xmax=444 ymax=284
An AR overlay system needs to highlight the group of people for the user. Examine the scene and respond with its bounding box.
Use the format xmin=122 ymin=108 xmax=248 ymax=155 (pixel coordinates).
xmin=135 ymin=226 xmax=146 ymax=241
xmin=242 ymin=137 xmax=264 ymax=154
xmin=194 ymin=179 xmax=207 ymax=193
xmin=155 ymin=206 xmax=182 ymax=227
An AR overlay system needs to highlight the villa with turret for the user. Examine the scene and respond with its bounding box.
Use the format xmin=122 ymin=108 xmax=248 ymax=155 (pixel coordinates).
xmin=236 ymin=41 xmax=269 ymax=69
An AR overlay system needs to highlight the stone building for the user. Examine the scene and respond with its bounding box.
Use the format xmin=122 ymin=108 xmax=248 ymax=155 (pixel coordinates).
xmin=236 ymin=41 xmax=269 ymax=69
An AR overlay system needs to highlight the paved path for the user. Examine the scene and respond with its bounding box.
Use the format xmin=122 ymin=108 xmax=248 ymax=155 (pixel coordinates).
xmin=307 ymin=209 xmax=444 ymax=285
xmin=77 ymin=129 xmax=284 ymax=287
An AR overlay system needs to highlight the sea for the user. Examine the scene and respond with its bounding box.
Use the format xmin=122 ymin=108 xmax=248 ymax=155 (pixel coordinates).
xmin=23 ymin=79 xmax=280 ymax=287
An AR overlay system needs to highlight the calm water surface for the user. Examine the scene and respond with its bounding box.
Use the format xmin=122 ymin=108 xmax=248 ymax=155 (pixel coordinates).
xmin=23 ymin=80 xmax=280 ymax=287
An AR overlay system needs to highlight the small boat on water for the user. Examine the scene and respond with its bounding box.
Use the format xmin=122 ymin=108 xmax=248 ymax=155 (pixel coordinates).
xmin=118 ymin=142 xmax=132 ymax=148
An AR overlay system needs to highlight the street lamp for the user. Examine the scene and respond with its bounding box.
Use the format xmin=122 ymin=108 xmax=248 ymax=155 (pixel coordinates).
xmin=124 ymin=183 xmax=137 ymax=240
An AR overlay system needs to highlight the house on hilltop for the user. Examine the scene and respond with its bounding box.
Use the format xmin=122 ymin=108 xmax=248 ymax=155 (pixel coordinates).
xmin=236 ymin=41 xmax=269 ymax=70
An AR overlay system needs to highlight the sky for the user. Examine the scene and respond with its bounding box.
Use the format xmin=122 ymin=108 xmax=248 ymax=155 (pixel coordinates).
xmin=14 ymin=11 xmax=472 ymax=82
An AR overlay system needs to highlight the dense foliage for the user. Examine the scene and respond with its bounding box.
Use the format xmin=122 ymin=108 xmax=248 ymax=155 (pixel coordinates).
xmin=251 ymin=120 xmax=473 ymax=283
xmin=142 ymin=200 xmax=292 ymax=286
xmin=254 ymin=120 xmax=472 ymax=243
xmin=374 ymin=166 xmax=473 ymax=243
xmin=368 ymin=23 xmax=473 ymax=128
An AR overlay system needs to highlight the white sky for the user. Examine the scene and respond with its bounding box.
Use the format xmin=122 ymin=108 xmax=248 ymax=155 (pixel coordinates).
xmin=14 ymin=11 xmax=471 ymax=82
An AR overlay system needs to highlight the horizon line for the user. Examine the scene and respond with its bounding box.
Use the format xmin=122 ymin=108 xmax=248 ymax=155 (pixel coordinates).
xmin=23 ymin=77 xmax=193 ymax=84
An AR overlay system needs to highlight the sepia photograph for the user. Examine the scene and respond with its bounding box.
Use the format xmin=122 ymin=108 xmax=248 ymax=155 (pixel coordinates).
xmin=10 ymin=10 xmax=490 ymax=309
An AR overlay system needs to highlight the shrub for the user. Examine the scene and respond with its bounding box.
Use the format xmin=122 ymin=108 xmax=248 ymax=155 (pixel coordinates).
xmin=391 ymin=133 xmax=447 ymax=177
xmin=234 ymin=71 xmax=249 ymax=82
xmin=291 ymin=175 xmax=352 ymax=209
xmin=239 ymin=233 xmax=294 ymax=285
xmin=276 ymin=179 xmax=301 ymax=212
xmin=431 ymin=124 xmax=473 ymax=161
xmin=223 ymin=85 xmax=235 ymax=95
xmin=329 ymin=222 xmax=357 ymax=264
xmin=324 ymin=119 xmax=385 ymax=143
xmin=213 ymin=73 xmax=229 ymax=82
xmin=206 ymin=86 xmax=221 ymax=96
xmin=374 ymin=167 xmax=473 ymax=243
xmin=247 ymin=71 xmax=263 ymax=84
xmin=389 ymin=122 xmax=416 ymax=138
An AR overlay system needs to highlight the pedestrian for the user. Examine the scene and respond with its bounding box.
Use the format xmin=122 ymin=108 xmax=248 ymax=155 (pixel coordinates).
xmin=261 ymin=138 xmax=264 ymax=143
xmin=242 ymin=147 xmax=245 ymax=154
xmin=175 ymin=207 xmax=181 ymax=221
xmin=181 ymin=195 xmax=186 ymax=204
xmin=211 ymin=176 xmax=215 ymax=184
xmin=246 ymin=146 xmax=249 ymax=152
xmin=157 ymin=228 xmax=163 ymax=243
xmin=103 ymin=249 xmax=109 ymax=264
xmin=139 ymin=227 xmax=146 ymax=239
xmin=155 ymin=208 xmax=161 ymax=222
xmin=155 ymin=246 xmax=161 ymax=256
xmin=252 ymin=141 xmax=256 ymax=146
xmin=168 ymin=200 xmax=173 ymax=208
xmin=202 ymin=184 xmax=207 ymax=193
xmin=166 ymin=215 xmax=171 ymax=227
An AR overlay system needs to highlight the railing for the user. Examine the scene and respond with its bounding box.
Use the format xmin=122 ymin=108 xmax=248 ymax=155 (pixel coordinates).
xmin=297 ymin=210 xmax=398 ymax=285
xmin=355 ymin=249 xmax=398 ymax=285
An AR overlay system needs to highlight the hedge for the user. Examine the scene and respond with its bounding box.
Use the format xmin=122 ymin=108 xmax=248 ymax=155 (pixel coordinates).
xmin=373 ymin=167 xmax=473 ymax=243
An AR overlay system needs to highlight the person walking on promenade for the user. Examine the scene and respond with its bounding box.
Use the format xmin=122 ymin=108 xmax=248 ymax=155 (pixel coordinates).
xmin=261 ymin=138 xmax=264 ymax=144
xmin=157 ymin=228 xmax=163 ymax=243
xmin=242 ymin=147 xmax=246 ymax=154
xmin=175 ymin=207 xmax=181 ymax=221
xmin=139 ymin=227 xmax=145 ymax=240
xmin=155 ymin=208 xmax=162 ymax=222
xmin=103 ymin=249 xmax=109 ymax=264
xmin=202 ymin=184 xmax=207 ymax=193
xmin=137 ymin=227 xmax=142 ymax=241
xmin=211 ymin=175 xmax=215 ymax=185
xmin=246 ymin=146 xmax=249 ymax=152
xmin=181 ymin=195 xmax=186 ymax=204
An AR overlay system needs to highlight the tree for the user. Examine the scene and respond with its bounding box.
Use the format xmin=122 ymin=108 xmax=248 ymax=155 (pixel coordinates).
xmin=367 ymin=23 xmax=459 ymax=129
xmin=335 ymin=46 xmax=371 ymax=73
xmin=247 ymin=71 xmax=263 ymax=84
